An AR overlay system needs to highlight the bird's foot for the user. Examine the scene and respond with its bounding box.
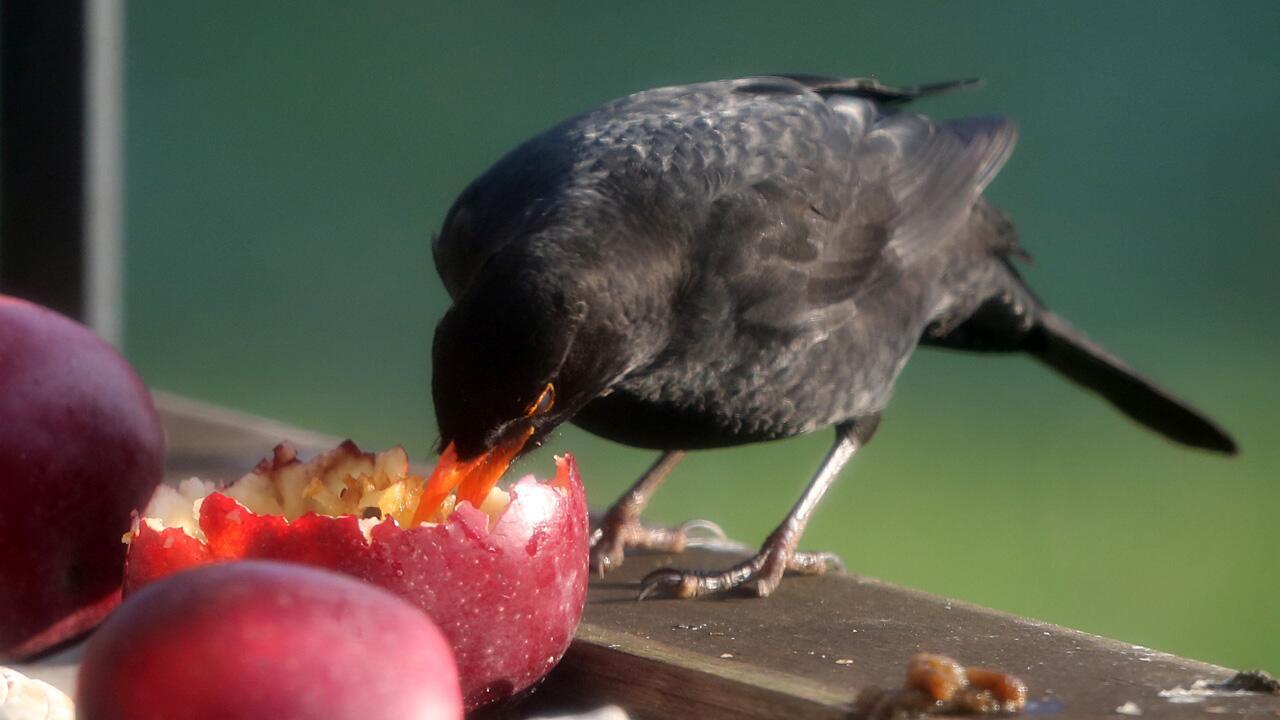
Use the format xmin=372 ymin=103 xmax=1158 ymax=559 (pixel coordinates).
xmin=637 ymin=537 xmax=844 ymax=600
xmin=590 ymin=516 xmax=728 ymax=577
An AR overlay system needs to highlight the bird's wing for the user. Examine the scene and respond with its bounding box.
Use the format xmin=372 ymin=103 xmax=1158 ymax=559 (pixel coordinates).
xmin=772 ymin=74 xmax=984 ymax=104
xmin=707 ymin=77 xmax=1017 ymax=334
xmin=863 ymin=112 xmax=1018 ymax=265
xmin=695 ymin=175 xmax=895 ymax=334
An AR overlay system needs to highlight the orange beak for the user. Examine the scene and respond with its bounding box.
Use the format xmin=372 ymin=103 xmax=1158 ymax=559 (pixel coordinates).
xmin=412 ymin=384 xmax=555 ymax=525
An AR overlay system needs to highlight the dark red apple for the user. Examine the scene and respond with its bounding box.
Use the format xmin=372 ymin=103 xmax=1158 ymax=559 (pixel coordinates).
xmin=0 ymin=295 xmax=164 ymax=660
xmin=125 ymin=441 xmax=589 ymax=713
xmin=77 ymin=560 xmax=463 ymax=720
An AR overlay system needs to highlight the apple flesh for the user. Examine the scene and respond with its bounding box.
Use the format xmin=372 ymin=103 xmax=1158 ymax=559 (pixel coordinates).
xmin=77 ymin=560 xmax=463 ymax=720
xmin=1 ymin=666 xmax=75 ymax=720
xmin=0 ymin=295 xmax=164 ymax=660
xmin=126 ymin=441 xmax=589 ymax=713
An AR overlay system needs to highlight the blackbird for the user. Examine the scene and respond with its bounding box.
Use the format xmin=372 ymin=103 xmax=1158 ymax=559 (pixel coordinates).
xmin=429 ymin=75 xmax=1237 ymax=599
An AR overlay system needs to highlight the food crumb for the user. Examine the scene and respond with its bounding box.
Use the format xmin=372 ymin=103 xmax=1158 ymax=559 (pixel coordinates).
xmin=719 ymin=653 xmax=734 ymax=659
xmin=852 ymin=653 xmax=1028 ymax=719
xmin=1160 ymin=670 xmax=1280 ymax=702
xmin=1215 ymin=670 xmax=1280 ymax=694
xmin=1116 ymin=701 xmax=1142 ymax=715
xmin=836 ymin=659 xmax=855 ymax=666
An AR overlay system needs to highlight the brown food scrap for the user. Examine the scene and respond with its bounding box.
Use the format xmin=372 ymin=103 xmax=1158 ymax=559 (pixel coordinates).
xmin=1213 ymin=670 xmax=1280 ymax=695
xmin=853 ymin=653 xmax=1028 ymax=719
xmin=906 ymin=653 xmax=967 ymax=701
xmin=965 ymin=666 xmax=1030 ymax=709
xmin=853 ymin=687 xmax=936 ymax=720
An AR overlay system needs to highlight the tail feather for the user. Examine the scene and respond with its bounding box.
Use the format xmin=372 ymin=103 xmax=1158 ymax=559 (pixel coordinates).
xmin=1025 ymin=312 xmax=1237 ymax=454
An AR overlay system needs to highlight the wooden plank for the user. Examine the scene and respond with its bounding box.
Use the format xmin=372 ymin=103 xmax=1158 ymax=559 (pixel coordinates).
xmin=531 ymin=548 xmax=1279 ymax=718
xmin=12 ymin=396 xmax=1279 ymax=719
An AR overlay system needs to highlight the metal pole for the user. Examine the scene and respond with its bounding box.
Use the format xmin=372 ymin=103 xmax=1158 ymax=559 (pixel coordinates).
xmin=1 ymin=0 xmax=124 ymax=346
xmin=85 ymin=0 xmax=125 ymax=346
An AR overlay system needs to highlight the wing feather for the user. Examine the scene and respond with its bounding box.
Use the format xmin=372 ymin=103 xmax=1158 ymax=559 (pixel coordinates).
xmin=711 ymin=111 xmax=1017 ymax=335
xmin=866 ymin=114 xmax=1018 ymax=263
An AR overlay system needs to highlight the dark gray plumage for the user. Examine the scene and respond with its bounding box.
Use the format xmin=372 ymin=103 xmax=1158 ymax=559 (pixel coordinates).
xmin=431 ymin=75 xmax=1235 ymax=598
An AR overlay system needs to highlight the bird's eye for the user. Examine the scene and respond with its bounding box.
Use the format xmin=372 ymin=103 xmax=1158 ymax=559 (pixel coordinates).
xmin=525 ymin=383 xmax=556 ymax=417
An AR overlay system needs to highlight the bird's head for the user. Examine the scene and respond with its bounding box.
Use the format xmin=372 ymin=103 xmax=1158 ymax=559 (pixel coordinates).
xmin=429 ymin=254 xmax=592 ymax=495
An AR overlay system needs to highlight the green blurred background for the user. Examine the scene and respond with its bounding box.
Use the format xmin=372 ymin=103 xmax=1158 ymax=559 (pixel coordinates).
xmin=124 ymin=2 xmax=1278 ymax=671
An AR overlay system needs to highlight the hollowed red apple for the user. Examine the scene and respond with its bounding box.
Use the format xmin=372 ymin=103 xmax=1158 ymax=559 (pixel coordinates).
xmin=78 ymin=560 xmax=463 ymax=720
xmin=0 ymin=295 xmax=164 ymax=660
xmin=125 ymin=441 xmax=589 ymax=713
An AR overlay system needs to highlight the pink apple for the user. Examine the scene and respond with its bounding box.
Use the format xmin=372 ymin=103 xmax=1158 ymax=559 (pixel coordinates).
xmin=77 ymin=560 xmax=462 ymax=720
xmin=0 ymin=295 xmax=164 ymax=659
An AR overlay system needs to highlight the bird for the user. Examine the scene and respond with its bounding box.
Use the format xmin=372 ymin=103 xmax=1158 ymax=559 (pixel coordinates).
xmin=427 ymin=74 xmax=1237 ymax=599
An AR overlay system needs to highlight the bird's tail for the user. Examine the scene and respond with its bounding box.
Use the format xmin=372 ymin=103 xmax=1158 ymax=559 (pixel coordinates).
xmin=1024 ymin=311 xmax=1237 ymax=454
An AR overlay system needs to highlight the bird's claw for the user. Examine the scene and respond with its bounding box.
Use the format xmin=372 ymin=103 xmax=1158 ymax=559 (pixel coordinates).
xmin=590 ymin=529 xmax=630 ymax=578
xmin=637 ymin=555 xmax=760 ymax=600
xmin=590 ymin=516 xmax=726 ymax=577
xmin=789 ymin=550 xmax=845 ymax=575
xmin=637 ymin=568 xmax=704 ymax=601
xmin=635 ymin=545 xmax=846 ymax=600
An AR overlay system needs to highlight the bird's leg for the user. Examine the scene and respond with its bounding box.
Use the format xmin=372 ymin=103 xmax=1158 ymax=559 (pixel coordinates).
xmin=591 ymin=450 xmax=717 ymax=575
xmin=639 ymin=416 xmax=879 ymax=599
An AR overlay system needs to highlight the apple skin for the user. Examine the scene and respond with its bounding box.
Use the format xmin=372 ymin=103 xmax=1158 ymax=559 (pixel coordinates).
xmin=126 ymin=454 xmax=590 ymax=713
xmin=77 ymin=560 xmax=463 ymax=720
xmin=0 ymin=295 xmax=164 ymax=660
